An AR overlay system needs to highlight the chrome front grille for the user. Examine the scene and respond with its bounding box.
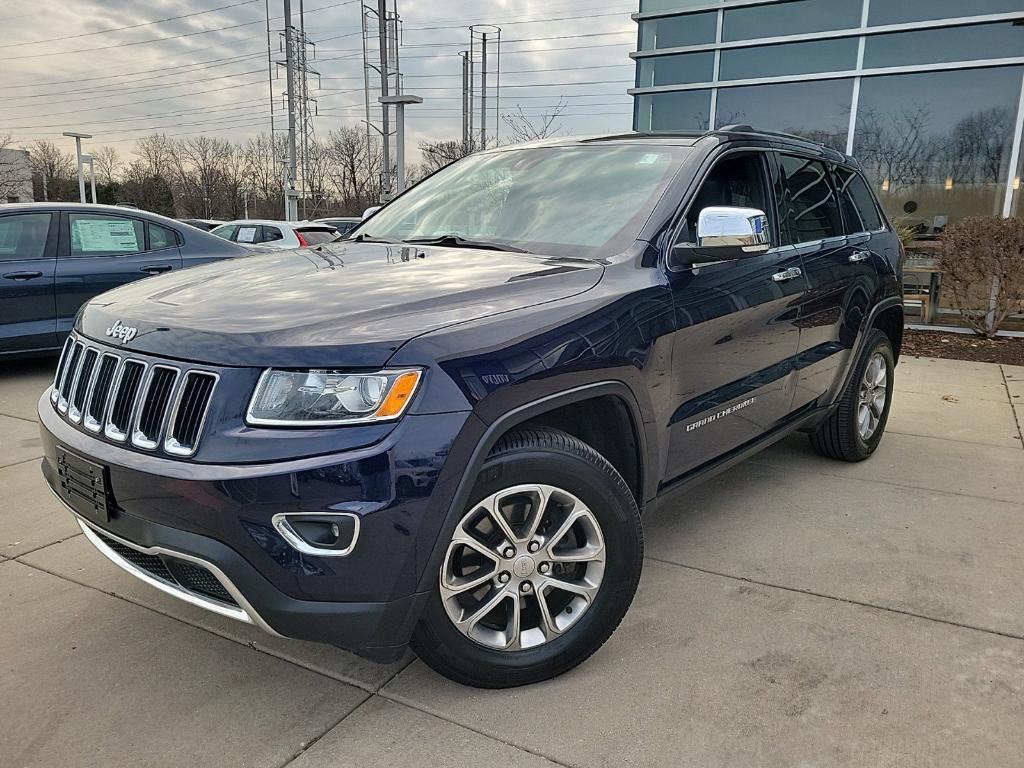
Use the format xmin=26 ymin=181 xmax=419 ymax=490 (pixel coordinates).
xmin=51 ymin=336 xmax=218 ymax=458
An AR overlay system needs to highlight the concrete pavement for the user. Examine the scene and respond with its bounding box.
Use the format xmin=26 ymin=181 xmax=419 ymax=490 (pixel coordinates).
xmin=1 ymin=353 xmax=1022 ymax=767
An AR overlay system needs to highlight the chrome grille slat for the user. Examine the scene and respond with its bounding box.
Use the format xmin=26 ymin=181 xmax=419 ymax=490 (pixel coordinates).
xmin=57 ymin=342 xmax=84 ymax=413
xmin=68 ymin=349 xmax=99 ymax=423
xmin=131 ymin=366 xmax=178 ymax=450
xmin=53 ymin=334 xmax=218 ymax=457
xmin=165 ymin=371 xmax=218 ymax=457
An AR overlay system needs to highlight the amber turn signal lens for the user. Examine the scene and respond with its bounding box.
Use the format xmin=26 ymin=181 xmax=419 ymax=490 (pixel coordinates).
xmin=374 ymin=371 xmax=421 ymax=418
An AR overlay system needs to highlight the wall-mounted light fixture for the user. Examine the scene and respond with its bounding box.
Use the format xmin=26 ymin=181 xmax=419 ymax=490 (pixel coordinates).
xmin=944 ymin=176 xmax=954 ymax=191
xmin=881 ymin=178 xmax=890 ymax=192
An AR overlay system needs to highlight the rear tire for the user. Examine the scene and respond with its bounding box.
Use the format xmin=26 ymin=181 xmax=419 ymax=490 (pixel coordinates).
xmin=809 ymin=329 xmax=894 ymax=462
xmin=411 ymin=427 xmax=643 ymax=688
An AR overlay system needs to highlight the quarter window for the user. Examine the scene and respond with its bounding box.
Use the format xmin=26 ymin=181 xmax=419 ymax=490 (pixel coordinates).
xmin=69 ymin=214 xmax=144 ymax=257
xmin=834 ymin=168 xmax=884 ymax=233
xmin=148 ymin=223 xmax=178 ymax=250
xmin=260 ymin=226 xmax=284 ymax=243
xmin=0 ymin=213 xmax=52 ymax=261
xmin=776 ymin=155 xmax=843 ymax=244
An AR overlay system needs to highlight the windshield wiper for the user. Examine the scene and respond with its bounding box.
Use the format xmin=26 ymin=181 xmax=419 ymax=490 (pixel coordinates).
xmin=404 ymin=234 xmax=528 ymax=253
xmin=349 ymin=233 xmax=405 ymax=244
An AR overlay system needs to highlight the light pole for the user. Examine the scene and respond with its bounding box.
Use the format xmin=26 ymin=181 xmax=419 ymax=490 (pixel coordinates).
xmin=379 ymin=94 xmax=422 ymax=194
xmin=62 ymin=131 xmax=92 ymax=203
xmin=80 ymin=154 xmax=97 ymax=204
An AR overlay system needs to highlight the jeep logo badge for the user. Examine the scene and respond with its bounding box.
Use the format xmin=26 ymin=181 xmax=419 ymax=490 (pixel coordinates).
xmin=105 ymin=320 xmax=138 ymax=344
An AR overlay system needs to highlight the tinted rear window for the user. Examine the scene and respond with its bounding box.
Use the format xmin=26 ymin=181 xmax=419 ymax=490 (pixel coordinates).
xmin=835 ymin=168 xmax=884 ymax=233
xmin=776 ymin=154 xmax=843 ymax=244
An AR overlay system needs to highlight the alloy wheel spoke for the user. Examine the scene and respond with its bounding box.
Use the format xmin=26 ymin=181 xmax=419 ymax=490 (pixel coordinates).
xmin=540 ymin=574 xmax=600 ymax=604
xmin=456 ymin=586 xmax=510 ymax=632
xmin=535 ymin=590 xmax=562 ymax=639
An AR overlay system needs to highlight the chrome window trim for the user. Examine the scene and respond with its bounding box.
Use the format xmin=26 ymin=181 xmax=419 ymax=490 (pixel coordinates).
xmin=163 ymin=370 xmax=220 ymax=457
xmin=104 ymin=359 xmax=148 ymax=443
xmin=271 ymin=512 xmax=361 ymax=558
xmin=130 ymin=364 xmax=179 ymax=450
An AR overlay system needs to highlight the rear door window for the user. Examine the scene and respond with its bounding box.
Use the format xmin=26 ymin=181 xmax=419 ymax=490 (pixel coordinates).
xmin=834 ymin=167 xmax=885 ymax=233
xmin=775 ymin=154 xmax=843 ymax=245
xmin=297 ymin=228 xmax=339 ymax=245
xmin=69 ymin=214 xmax=144 ymax=257
xmin=211 ymin=224 xmax=238 ymax=241
xmin=0 ymin=213 xmax=52 ymax=260
xmin=260 ymin=226 xmax=284 ymax=243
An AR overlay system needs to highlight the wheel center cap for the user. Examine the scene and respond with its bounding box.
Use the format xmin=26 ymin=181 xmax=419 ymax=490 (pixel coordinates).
xmin=512 ymin=555 xmax=536 ymax=579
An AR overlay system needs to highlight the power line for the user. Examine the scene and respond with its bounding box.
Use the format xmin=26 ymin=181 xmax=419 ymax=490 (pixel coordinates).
xmin=0 ymin=0 xmax=263 ymax=49
xmin=3 ymin=0 xmax=357 ymax=60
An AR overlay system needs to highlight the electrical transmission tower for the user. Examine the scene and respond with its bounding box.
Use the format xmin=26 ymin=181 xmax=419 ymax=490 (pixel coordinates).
xmin=464 ymin=26 xmax=501 ymax=150
xmin=276 ymin=0 xmax=320 ymax=220
xmin=361 ymin=0 xmax=402 ymax=202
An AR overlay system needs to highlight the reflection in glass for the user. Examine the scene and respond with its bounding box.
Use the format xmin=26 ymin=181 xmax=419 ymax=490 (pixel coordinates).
xmin=635 ymin=90 xmax=712 ymax=132
xmin=853 ymin=67 xmax=1023 ymax=235
xmin=639 ymin=12 xmax=718 ymax=50
xmin=719 ymin=37 xmax=858 ymax=80
xmin=636 ymin=52 xmax=716 ymax=87
xmin=715 ymin=79 xmax=854 ymax=151
xmin=864 ymin=22 xmax=1024 ymax=69
xmin=723 ymin=0 xmax=861 ymax=42
xmin=869 ymin=0 xmax=1022 ymax=25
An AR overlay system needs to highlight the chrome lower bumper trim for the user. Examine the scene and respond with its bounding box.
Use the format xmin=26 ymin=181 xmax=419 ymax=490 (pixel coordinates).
xmin=54 ymin=496 xmax=282 ymax=637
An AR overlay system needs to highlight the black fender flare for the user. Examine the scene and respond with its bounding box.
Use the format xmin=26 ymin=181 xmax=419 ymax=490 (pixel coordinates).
xmin=412 ymin=380 xmax=650 ymax=597
xmin=831 ymin=296 xmax=903 ymax=405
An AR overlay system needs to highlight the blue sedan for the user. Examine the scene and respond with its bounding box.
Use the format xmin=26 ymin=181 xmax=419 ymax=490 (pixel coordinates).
xmin=0 ymin=203 xmax=252 ymax=357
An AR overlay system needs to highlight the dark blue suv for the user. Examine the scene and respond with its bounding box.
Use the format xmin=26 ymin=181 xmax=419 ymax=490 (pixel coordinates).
xmin=0 ymin=203 xmax=249 ymax=357
xmin=38 ymin=129 xmax=903 ymax=687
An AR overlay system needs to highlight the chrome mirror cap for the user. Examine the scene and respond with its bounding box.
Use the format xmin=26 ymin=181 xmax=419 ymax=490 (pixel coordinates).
xmin=696 ymin=206 xmax=770 ymax=251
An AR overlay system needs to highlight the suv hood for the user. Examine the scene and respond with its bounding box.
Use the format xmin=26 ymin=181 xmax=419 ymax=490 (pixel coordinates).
xmin=77 ymin=241 xmax=604 ymax=367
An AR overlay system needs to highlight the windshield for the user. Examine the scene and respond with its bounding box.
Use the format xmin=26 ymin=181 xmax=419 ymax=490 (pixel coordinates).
xmin=356 ymin=144 xmax=691 ymax=258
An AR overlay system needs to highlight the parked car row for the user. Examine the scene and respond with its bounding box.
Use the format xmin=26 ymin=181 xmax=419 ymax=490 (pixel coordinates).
xmin=209 ymin=220 xmax=343 ymax=249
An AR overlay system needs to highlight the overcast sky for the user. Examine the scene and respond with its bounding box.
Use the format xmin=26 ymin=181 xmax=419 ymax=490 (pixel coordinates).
xmin=1 ymin=0 xmax=637 ymax=161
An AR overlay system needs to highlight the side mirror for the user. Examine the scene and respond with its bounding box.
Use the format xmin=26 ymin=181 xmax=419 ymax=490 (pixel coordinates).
xmin=672 ymin=206 xmax=770 ymax=266
xmin=361 ymin=205 xmax=381 ymax=220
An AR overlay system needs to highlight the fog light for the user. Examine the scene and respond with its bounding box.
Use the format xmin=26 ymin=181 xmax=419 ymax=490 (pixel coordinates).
xmin=271 ymin=513 xmax=360 ymax=557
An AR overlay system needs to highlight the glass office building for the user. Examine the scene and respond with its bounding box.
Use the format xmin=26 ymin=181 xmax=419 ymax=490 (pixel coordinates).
xmin=630 ymin=0 xmax=1024 ymax=234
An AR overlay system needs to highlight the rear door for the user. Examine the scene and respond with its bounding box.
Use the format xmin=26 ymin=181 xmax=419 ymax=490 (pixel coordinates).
xmin=0 ymin=210 xmax=59 ymax=354
xmin=55 ymin=211 xmax=183 ymax=336
xmin=663 ymin=149 xmax=806 ymax=482
xmin=775 ymin=154 xmax=880 ymax=411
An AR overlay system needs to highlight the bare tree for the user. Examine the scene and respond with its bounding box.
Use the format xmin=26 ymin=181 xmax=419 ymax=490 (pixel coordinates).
xmin=0 ymin=134 xmax=27 ymax=201
xmin=940 ymin=216 xmax=1024 ymax=338
xmin=93 ymin=146 xmax=122 ymax=186
xmin=27 ymin=139 xmax=75 ymax=201
xmin=325 ymin=126 xmax=380 ymax=214
xmin=500 ymin=99 xmax=568 ymax=143
xmin=418 ymin=137 xmax=485 ymax=173
xmin=243 ymin=133 xmax=286 ymax=219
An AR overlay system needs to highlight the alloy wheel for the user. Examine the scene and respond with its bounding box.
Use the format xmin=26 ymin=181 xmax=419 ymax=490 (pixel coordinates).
xmin=857 ymin=351 xmax=888 ymax=441
xmin=439 ymin=484 xmax=606 ymax=651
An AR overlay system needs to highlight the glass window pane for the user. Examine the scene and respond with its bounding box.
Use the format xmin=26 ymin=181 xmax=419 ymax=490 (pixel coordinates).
xmin=635 ymin=90 xmax=712 ymax=131
xmin=0 ymin=213 xmax=51 ymax=261
xmin=869 ymin=0 xmax=1022 ymax=25
xmin=211 ymin=224 xmax=237 ymax=241
xmin=148 ymin=223 xmax=177 ymax=250
xmin=864 ymin=22 xmax=1024 ymax=69
xmin=639 ymin=11 xmax=718 ymax=49
xmin=720 ymin=37 xmax=859 ymax=80
xmin=69 ymin=215 xmax=144 ymax=257
xmin=723 ymin=0 xmax=862 ymax=42
xmin=637 ymin=52 xmax=716 ymax=86
xmin=853 ymin=66 xmax=1023 ymax=234
xmin=640 ymin=0 xmax=718 ymax=12
xmin=715 ymin=78 xmax=854 ymax=151
xmin=777 ymin=155 xmax=843 ymax=243
xmin=835 ymin=167 xmax=886 ymax=232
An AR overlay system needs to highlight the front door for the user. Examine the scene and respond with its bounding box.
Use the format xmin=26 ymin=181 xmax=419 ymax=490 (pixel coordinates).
xmin=662 ymin=151 xmax=805 ymax=484
xmin=0 ymin=211 xmax=59 ymax=354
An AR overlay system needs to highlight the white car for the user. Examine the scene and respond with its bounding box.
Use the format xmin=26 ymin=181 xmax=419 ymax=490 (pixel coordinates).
xmin=210 ymin=220 xmax=341 ymax=249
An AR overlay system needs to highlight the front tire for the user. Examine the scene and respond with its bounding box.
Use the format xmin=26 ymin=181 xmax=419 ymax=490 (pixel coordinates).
xmin=809 ymin=329 xmax=895 ymax=462
xmin=411 ymin=428 xmax=643 ymax=688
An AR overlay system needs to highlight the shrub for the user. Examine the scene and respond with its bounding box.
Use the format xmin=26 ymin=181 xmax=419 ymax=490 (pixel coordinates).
xmin=939 ymin=216 xmax=1024 ymax=338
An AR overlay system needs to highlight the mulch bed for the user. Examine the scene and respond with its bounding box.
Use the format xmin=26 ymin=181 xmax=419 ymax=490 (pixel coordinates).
xmin=902 ymin=328 xmax=1024 ymax=366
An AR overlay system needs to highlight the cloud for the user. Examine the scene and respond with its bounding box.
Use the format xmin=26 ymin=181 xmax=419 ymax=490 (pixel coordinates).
xmin=1 ymin=0 xmax=637 ymax=161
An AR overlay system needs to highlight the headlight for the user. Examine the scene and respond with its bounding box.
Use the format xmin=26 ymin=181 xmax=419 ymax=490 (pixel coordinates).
xmin=246 ymin=368 xmax=422 ymax=426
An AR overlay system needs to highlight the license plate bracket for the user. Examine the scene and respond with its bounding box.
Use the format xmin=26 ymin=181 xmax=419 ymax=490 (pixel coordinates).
xmin=56 ymin=446 xmax=111 ymax=524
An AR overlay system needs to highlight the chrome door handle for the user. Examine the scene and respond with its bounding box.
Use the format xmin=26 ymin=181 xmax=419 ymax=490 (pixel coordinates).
xmin=849 ymin=251 xmax=872 ymax=263
xmin=771 ymin=267 xmax=802 ymax=282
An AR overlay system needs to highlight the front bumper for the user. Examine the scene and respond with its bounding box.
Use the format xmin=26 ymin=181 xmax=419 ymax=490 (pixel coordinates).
xmin=39 ymin=390 xmax=473 ymax=661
